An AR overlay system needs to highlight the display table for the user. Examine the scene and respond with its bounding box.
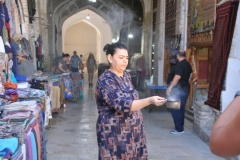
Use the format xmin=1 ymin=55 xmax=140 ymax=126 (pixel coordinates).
xmin=0 ymin=100 xmax=47 ymax=160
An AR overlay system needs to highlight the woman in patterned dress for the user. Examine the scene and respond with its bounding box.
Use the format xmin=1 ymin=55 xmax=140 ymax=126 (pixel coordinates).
xmin=54 ymin=53 xmax=70 ymax=74
xmin=95 ymin=43 xmax=167 ymax=160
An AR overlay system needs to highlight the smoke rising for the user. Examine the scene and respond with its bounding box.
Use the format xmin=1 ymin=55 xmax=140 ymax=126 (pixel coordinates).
xmin=99 ymin=0 xmax=136 ymax=39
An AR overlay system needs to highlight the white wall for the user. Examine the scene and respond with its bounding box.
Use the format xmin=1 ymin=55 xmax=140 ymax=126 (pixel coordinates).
xmin=62 ymin=9 xmax=112 ymax=64
xmin=221 ymin=3 xmax=240 ymax=111
xmin=64 ymin=22 xmax=98 ymax=62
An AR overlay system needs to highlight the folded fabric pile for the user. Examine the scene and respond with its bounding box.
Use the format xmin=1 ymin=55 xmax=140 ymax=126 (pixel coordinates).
xmin=4 ymin=82 xmax=18 ymax=102
xmin=0 ymin=101 xmax=47 ymax=160
xmin=17 ymin=82 xmax=31 ymax=98
xmin=28 ymin=89 xmax=46 ymax=98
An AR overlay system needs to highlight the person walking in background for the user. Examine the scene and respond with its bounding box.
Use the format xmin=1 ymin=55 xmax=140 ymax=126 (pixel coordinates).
xmin=86 ymin=53 xmax=97 ymax=86
xmin=80 ymin=54 xmax=84 ymax=73
xmin=95 ymin=43 xmax=167 ymax=159
xmin=70 ymin=51 xmax=81 ymax=72
xmin=166 ymin=49 xmax=192 ymax=134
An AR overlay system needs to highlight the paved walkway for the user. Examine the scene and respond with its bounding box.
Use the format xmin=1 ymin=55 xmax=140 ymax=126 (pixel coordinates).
xmin=46 ymin=73 xmax=223 ymax=160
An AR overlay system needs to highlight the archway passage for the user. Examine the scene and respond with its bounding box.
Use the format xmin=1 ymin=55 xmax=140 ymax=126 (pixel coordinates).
xmin=64 ymin=21 xmax=98 ymax=62
xmin=47 ymin=0 xmax=144 ymax=70
xmin=62 ymin=9 xmax=112 ymax=64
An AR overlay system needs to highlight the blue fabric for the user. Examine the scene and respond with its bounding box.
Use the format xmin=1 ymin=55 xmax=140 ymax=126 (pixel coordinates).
xmin=147 ymin=85 xmax=168 ymax=90
xmin=40 ymin=112 xmax=47 ymax=160
xmin=30 ymin=132 xmax=37 ymax=160
xmin=32 ymin=129 xmax=38 ymax=159
xmin=11 ymin=41 xmax=19 ymax=75
xmin=10 ymin=70 xmax=17 ymax=83
xmin=15 ymin=75 xmax=27 ymax=82
xmin=170 ymin=86 xmax=190 ymax=132
xmin=70 ymin=55 xmax=80 ymax=68
xmin=4 ymin=45 xmax=11 ymax=53
xmin=0 ymin=137 xmax=18 ymax=153
xmin=0 ymin=148 xmax=11 ymax=158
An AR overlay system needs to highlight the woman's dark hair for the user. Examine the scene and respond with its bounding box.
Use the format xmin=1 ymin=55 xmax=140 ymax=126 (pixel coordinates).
xmin=62 ymin=53 xmax=70 ymax=58
xmin=103 ymin=43 xmax=127 ymax=56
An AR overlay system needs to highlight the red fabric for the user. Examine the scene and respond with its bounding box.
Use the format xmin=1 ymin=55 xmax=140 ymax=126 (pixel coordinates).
xmin=205 ymin=1 xmax=239 ymax=109
xmin=38 ymin=44 xmax=42 ymax=56
xmin=10 ymin=94 xmax=18 ymax=102
xmin=198 ymin=60 xmax=208 ymax=79
xmin=5 ymin=22 xmax=11 ymax=43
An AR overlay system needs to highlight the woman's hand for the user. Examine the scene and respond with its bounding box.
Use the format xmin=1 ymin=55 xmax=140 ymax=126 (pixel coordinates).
xmin=150 ymin=96 xmax=167 ymax=106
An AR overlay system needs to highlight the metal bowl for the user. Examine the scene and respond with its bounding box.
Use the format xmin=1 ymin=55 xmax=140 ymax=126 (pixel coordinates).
xmin=167 ymin=100 xmax=181 ymax=110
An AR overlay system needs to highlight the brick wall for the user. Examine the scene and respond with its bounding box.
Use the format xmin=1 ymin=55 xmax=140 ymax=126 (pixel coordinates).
xmin=141 ymin=11 xmax=152 ymax=77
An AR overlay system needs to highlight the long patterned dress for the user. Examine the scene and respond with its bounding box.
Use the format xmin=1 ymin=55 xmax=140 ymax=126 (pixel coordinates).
xmin=95 ymin=70 xmax=148 ymax=160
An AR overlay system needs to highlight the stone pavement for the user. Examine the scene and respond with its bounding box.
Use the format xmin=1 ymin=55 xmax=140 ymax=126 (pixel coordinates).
xmin=46 ymin=73 xmax=223 ymax=160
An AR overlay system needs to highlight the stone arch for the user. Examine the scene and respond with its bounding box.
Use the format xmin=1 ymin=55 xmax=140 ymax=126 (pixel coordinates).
xmin=47 ymin=1 xmax=124 ymax=63
xmin=62 ymin=9 xmax=112 ymax=64
xmin=47 ymin=0 xmax=145 ymax=68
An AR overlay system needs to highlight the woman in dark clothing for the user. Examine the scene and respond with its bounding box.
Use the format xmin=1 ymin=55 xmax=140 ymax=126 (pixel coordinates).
xmin=95 ymin=43 xmax=167 ymax=160
xmin=54 ymin=53 xmax=70 ymax=74
xmin=86 ymin=53 xmax=97 ymax=86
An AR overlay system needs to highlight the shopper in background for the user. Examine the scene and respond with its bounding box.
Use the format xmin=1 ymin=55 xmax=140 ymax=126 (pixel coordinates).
xmin=86 ymin=53 xmax=97 ymax=87
xmin=70 ymin=51 xmax=81 ymax=72
xmin=54 ymin=53 xmax=70 ymax=74
xmin=166 ymin=49 xmax=192 ymax=134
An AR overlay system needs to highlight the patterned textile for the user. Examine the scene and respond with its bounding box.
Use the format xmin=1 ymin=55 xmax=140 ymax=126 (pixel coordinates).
xmin=205 ymin=1 xmax=239 ymax=109
xmin=70 ymin=78 xmax=82 ymax=101
xmin=5 ymin=0 xmax=17 ymax=35
xmin=28 ymin=89 xmax=46 ymax=98
xmin=5 ymin=89 xmax=17 ymax=95
xmin=0 ymin=3 xmax=10 ymax=38
xmin=95 ymin=70 xmax=148 ymax=159
xmin=3 ymin=110 xmax=31 ymax=119
xmin=70 ymin=55 xmax=80 ymax=69
xmin=64 ymin=78 xmax=72 ymax=99
xmin=20 ymin=38 xmax=32 ymax=58
xmin=0 ymin=124 xmax=26 ymax=143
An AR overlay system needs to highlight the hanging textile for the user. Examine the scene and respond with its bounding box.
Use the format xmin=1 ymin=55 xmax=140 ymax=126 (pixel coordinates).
xmin=5 ymin=0 xmax=16 ymax=36
xmin=0 ymin=3 xmax=10 ymax=38
xmin=2 ymin=24 xmax=9 ymax=44
xmin=11 ymin=40 xmax=19 ymax=75
xmin=205 ymin=1 xmax=239 ymax=109
xmin=20 ymin=38 xmax=32 ymax=58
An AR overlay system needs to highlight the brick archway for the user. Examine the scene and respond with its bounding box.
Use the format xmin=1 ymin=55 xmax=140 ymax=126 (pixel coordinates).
xmin=46 ymin=0 xmax=144 ymax=69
